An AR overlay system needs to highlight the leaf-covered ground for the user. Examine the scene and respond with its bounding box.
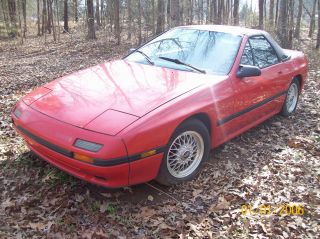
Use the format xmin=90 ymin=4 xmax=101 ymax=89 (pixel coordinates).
xmin=0 ymin=31 xmax=319 ymax=238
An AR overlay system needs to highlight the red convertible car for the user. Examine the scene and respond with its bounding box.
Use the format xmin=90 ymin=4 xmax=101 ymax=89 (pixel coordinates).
xmin=12 ymin=25 xmax=307 ymax=188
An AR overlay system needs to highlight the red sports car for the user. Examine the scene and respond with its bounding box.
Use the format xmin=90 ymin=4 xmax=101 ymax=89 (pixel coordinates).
xmin=12 ymin=25 xmax=308 ymax=188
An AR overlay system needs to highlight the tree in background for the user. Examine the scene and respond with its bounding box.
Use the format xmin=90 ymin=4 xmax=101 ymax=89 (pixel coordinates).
xmin=137 ymin=0 xmax=142 ymax=44
xmin=96 ymin=0 xmax=100 ymax=27
xmin=277 ymin=0 xmax=291 ymax=48
xmin=294 ymin=0 xmax=303 ymax=39
xmin=317 ymin=0 xmax=320 ymax=49
xmin=37 ymin=0 xmax=40 ymax=36
xmin=21 ymin=0 xmax=26 ymax=38
xmin=156 ymin=0 xmax=165 ymax=34
xmin=7 ymin=0 xmax=17 ymax=37
xmin=269 ymin=0 xmax=274 ymax=28
xmin=87 ymin=0 xmax=95 ymax=39
xmin=170 ymin=0 xmax=180 ymax=27
xmin=258 ymin=0 xmax=264 ymax=29
xmin=275 ymin=0 xmax=279 ymax=26
xmin=114 ymin=0 xmax=120 ymax=44
xmin=41 ymin=0 xmax=47 ymax=35
xmin=309 ymin=0 xmax=317 ymax=37
xmin=63 ymin=0 xmax=69 ymax=33
xmin=74 ymin=0 xmax=78 ymax=22
xmin=47 ymin=0 xmax=52 ymax=34
xmin=233 ymin=0 xmax=239 ymax=26
xmin=127 ymin=0 xmax=132 ymax=40
xmin=0 ymin=0 xmax=319 ymax=50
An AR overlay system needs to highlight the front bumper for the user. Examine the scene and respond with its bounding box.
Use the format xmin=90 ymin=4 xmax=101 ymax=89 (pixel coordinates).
xmin=11 ymin=101 xmax=163 ymax=188
xmin=25 ymin=136 xmax=129 ymax=187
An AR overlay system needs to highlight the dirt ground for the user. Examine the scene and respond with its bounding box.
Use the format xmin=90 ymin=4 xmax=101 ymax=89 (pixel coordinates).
xmin=0 ymin=30 xmax=319 ymax=238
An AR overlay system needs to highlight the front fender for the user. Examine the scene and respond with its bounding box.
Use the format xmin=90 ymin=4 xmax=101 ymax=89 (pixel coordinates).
xmin=119 ymin=85 xmax=216 ymax=155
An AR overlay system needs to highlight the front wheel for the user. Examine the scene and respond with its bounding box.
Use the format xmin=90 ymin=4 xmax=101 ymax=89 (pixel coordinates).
xmin=281 ymin=78 xmax=300 ymax=117
xmin=156 ymin=119 xmax=210 ymax=186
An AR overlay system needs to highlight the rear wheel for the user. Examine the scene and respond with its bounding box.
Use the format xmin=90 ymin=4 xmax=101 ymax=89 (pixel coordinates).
xmin=281 ymin=78 xmax=300 ymax=116
xmin=156 ymin=119 xmax=210 ymax=186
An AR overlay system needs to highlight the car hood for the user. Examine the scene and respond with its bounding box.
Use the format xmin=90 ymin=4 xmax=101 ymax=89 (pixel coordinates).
xmin=26 ymin=60 xmax=207 ymax=132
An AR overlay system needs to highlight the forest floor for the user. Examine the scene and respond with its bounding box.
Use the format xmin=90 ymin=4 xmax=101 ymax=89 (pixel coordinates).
xmin=0 ymin=30 xmax=319 ymax=238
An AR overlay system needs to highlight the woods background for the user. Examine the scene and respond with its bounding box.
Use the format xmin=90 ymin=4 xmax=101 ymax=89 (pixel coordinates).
xmin=0 ymin=0 xmax=320 ymax=49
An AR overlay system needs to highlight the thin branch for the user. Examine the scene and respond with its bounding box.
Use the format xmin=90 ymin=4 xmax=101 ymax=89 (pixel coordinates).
xmin=302 ymin=2 xmax=311 ymax=17
xmin=145 ymin=183 xmax=180 ymax=204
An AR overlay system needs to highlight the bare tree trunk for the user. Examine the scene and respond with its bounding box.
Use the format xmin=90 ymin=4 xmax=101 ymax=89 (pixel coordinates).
xmin=170 ymin=0 xmax=179 ymax=27
xmin=17 ymin=0 xmax=23 ymax=43
xmin=217 ymin=0 xmax=223 ymax=24
xmin=115 ymin=0 xmax=120 ymax=44
xmin=191 ymin=0 xmax=194 ymax=24
xmin=87 ymin=0 xmax=96 ymax=39
xmin=288 ymin=0 xmax=294 ymax=48
xmin=96 ymin=0 xmax=100 ymax=26
xmin=127 ymin=0 xmax=131 ymax=39
xmin=7 ymin=0 xmax=18 ymax=37
xmin=316 ymin=0 xmax=320 ymax=49
xmin=49 ymin=0 xmax=56 ymax=41
xmin=209 ymin=0 xmax=213 ymax=23
xmin=152 ymin=0 xmax=155 ymax=34
xmin=277 ymin=0 xmax=290 ymax=48
xmin=21 ymin=0 xmax=26 ymax=37
xmin=269 ymin=0 xmax=274 ymax=27
xmin=63 ymin=0 xmax=69 ymax=32
xmin=199 ymin=0 xmax=203 ymax=24
xmin=187 ymin=0 xmax=193 ymax=24
xmin=258 ymin=0 xmax=264 ymax=29
xmin=1 ymin=0 xmax=10 ymax=37
xmin=137 ymin=0 xmax=141 ymax=44
xmin=206 ymin=0 xmax=209 ymax=23
xmin=233 ymin=0 xmax=239 ymax=25
xmin=275 ymin=0 xmax=279 ymax=26
xmin=55 ymin=0 xmax=60 ymax=41
xmin=74 ymin=0 xmax=78 ymax=22
xmin=109 ymin=0 xmax=113 ymax=32
xmin=264 ymin=0 xmax=267 ymax=24
xmin=42 ymin=0 xmax=47 ymax=35
xmin=37 ymin=0 xmax=41 ymax=35
xmin=167 ymin=0 xmax=171 ymax=27
xmin=225 ymin=0 xmax=230 ymax=24
xmin=100 ymin=0 xmax=104 ymax=25
xmin=156 ymin=0 xmax=164 ymax=34
xmin=47 ymin=0 xmax=52 ymax=33
xmin=309 ymin=0 xmax=317 ymax=38
xmin=212 ymin=0 xmax=217 ymax=24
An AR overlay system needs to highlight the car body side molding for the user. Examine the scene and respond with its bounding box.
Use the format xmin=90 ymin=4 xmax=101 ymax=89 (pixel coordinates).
xmin=217 ymin=90 xmax=287 ymax=126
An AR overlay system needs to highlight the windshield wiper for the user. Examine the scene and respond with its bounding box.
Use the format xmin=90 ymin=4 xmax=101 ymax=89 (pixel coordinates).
xmin=133 ymin=50 xmax=154 ymax=65
xmin=159 ymin=56 xmax=206 ymax=74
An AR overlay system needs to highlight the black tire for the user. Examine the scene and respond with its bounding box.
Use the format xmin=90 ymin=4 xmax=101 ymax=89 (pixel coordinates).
xmin=281 ymin=78 xmax=300 ymax=117
xmin=156 ymin=119 xmax=211 ymax=186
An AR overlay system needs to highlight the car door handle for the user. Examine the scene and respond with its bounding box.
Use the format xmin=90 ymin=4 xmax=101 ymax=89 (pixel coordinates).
xmin=278 ymin=71 xmax=283 ymax=75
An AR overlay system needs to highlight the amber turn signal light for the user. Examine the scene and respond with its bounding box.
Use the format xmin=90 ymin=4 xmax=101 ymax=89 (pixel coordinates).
xmin=140 ymin=149 xmax=157 ymax=159
xmin=73 ymin=153 xmax=93 ymax=163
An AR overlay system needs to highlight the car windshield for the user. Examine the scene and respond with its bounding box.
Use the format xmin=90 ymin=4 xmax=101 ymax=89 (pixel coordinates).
xmin=125 ymin=28 xmax=242 ymax=75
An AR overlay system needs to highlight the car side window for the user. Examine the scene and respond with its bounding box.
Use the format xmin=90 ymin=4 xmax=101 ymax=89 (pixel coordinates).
xmin=249 ymin=36 xmax=279 ymax=68
xmin=240 ymin=42 xmax=254 ymax=66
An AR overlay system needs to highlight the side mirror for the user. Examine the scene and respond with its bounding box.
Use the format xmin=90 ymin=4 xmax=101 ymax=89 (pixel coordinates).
xmin=236 ymin=65 xmax=261 ymax=78
xmin=128 ymin=48 xmax=136 ymax=54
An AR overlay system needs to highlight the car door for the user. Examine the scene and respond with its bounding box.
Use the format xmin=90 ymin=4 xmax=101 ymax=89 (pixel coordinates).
xmin=249 ymin=35 xmax=289 ymax=105
xmin=229 ymin=35 xmax=283 ymax=132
